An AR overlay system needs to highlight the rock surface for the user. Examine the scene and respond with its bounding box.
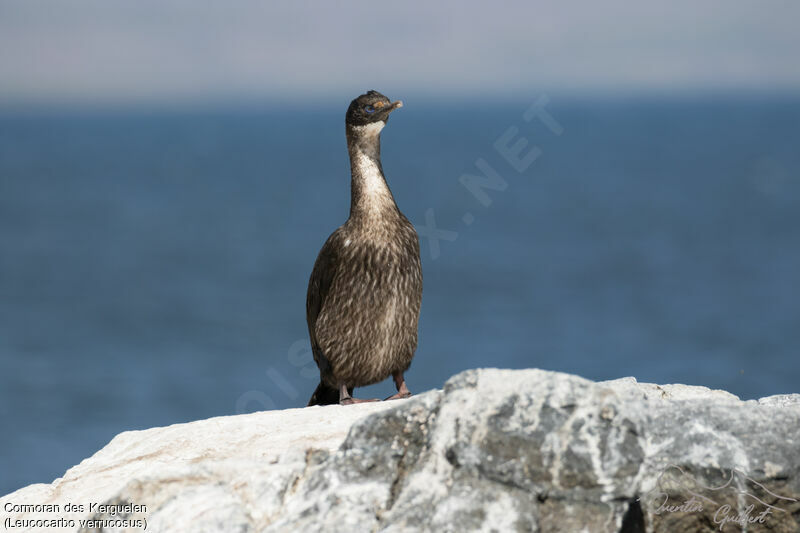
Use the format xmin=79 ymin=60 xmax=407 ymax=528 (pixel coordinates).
xmin=2 ymin=368 xmax=799 ymax=532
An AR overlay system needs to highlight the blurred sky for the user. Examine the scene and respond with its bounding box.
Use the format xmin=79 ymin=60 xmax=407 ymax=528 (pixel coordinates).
xmin=1 ymin=0 xmax=798 ymax=108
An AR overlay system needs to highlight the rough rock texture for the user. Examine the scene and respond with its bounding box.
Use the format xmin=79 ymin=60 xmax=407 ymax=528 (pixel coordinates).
xmin=3 ymin=368 xmax=799 ymax=532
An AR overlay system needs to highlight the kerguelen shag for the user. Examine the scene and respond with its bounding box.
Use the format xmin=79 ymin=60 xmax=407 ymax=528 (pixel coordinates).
xmin=306 ymin=90 xmax=423 ymax=406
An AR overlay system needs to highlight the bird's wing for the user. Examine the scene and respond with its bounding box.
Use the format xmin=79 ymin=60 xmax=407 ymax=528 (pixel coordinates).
xmin=306 ymin=228 xmax=342 ymax=370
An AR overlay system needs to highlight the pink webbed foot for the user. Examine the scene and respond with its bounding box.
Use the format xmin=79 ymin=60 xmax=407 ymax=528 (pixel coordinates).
xmin=338 ymin=383 xmax=378 ymax=405
xmin=384 ymin=371 xmax=412 ymax=401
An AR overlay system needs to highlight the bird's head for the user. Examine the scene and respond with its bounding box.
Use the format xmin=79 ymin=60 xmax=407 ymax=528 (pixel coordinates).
xmin=346 ymin=90 xmax=403 ymax=129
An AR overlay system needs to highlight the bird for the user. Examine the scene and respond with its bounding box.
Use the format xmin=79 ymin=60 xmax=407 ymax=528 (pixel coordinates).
xmin=306 ymin=90 xmax=423 ymax=406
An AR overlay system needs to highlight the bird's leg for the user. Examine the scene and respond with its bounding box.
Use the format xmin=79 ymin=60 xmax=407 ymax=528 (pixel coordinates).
xmin=339 ymin=383 xmax=378 ymax=405
xmin=384 ymin=371 xmax=412 ymax=401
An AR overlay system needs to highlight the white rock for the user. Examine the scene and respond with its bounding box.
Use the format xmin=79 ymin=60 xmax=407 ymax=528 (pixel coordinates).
xmin=3 ymin=368 xmax=799 ymax=532
xmin=0 ymin=402 xmax=397 ymax=532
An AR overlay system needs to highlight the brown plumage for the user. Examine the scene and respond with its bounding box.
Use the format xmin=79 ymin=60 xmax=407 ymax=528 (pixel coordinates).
xmin=306 ymin=90 xmax=423 ymax=406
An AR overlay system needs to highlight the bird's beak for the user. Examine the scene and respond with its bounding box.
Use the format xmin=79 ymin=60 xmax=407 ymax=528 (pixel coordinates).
xmin=376 ymin=100 xmax=403 ymax=113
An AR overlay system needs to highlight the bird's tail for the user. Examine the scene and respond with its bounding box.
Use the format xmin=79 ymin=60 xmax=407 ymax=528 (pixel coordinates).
xmin=307 ymin=381 xmax=339 ymax=406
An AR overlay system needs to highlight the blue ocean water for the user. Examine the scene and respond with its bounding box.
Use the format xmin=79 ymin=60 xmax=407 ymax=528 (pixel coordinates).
xmin=1 ymin=96 xmax=798 ymax=494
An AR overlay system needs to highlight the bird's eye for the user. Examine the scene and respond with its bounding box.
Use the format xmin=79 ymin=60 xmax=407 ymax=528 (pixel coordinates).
xmin=364 ymin=105 xmax=375 ymax=114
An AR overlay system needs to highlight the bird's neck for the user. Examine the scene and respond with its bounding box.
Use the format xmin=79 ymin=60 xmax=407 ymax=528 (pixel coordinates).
xmin=346 ymin=122 xmax=398 ymax=222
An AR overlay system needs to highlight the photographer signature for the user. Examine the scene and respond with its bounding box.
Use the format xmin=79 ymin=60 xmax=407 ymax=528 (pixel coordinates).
xmin=638 ymin=464 xmax=797 ymax=530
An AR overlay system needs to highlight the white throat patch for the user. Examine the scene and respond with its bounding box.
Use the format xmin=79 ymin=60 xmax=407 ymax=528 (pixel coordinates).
xmin=351 ymin=121 xmax=386 ymax=137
